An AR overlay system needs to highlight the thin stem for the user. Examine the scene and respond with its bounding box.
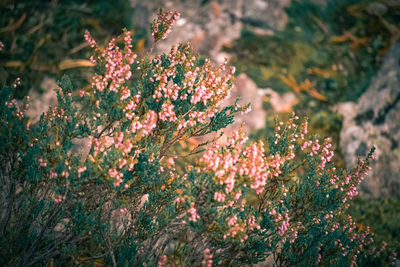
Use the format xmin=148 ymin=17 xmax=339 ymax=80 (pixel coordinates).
xmin=95 ymin=119 xmax=115 ymax=139
xmin=19 ymin=202 xmax=64 ymax=267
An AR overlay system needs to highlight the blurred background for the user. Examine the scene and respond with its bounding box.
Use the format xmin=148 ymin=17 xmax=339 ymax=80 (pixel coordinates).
xmin=1 ymin=0 xmax=399 ymax=260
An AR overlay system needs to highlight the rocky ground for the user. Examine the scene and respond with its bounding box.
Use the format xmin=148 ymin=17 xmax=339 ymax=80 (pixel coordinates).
xmin=336 ymin=43 xmax=400 ymax=198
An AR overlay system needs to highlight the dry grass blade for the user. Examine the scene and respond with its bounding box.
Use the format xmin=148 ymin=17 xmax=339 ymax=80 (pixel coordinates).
xmin=58 ymin=59 xmax=95 ymax=70
xmin=0 ymin=13 xmax=27 ymax=33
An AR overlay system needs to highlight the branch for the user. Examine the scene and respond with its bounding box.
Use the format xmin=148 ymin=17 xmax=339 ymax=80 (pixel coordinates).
xmin=94 ymin=120 xmax=115 ymax=139
xmin=19 ymin=202 xmax=64 ymax=267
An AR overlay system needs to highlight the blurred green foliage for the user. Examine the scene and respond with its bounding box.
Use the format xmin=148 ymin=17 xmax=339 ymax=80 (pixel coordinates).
xmin=0 ymin=0 xmax=138 ymax=99
xmin=347 ymin=196 xmax=400 ymax=262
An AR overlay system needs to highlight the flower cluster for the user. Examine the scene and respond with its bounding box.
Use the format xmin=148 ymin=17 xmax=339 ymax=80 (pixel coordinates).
xmin=83 ymin=20 xmax=242 ymax=192
xmin=202 ymin=249 xmax=213 ymax=267
xmin=187 ymin=204 xmax=200 ymax=222
xmin=185 ymin=113 xmax=394 ymax=265
xmin=151 ymin=10 xmax=180 ymax=42
xmin=201 ymin=118 xmax=302 ymax=197
xmin=85 ymin=30 xmax=136 ymax=93
xmin=149 ymin=44 xmax=237 ymax=132
xmin=158 ymin=255 xmax=167 ymax=267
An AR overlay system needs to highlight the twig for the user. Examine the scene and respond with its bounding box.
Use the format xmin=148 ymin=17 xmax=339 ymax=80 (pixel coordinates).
xmin=19 ymin=202 xmax=64 ymax=267
xmin=95 ymin=120 xmax=115 ymax=139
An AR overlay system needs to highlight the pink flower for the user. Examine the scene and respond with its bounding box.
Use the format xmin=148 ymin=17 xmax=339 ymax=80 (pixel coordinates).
xmin=188 ymin=204 xmax=200 ymax=222
xmin=77 ymin=166 xmax=87 ymax=177
xmin=53 ymin=194 xmax=65 ymax=203
xmin=158 ymin=255 xmax=167 ymax=267
xmin=109 ymin=168 xmax=124 ymax=187
xmin=39 ymin=158 xmax=47 ymax=167
xmin=159 ymin=102 xmax=177 ymax=122
xmin=86 ymin=30 xmax=136 ymax=94
xmin=141 ymin=110 xmax=157 ymax=136
xmin=84 ymin=30 xmax=97 ymax=48
xmin=202 ymin=248 xmax=213 ymax=267
xmin=152 ymin=10 xmax=180 ymax=41
xmin=120 ymin=208 xmax=127 ymax=213
xmin=214 ymin=192 xmax=225 ymax=202
xmin=227 ymin=215 xmax=237 ymax=226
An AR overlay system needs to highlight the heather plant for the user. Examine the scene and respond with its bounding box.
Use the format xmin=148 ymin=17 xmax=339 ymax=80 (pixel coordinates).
xmin=0 ymin=10 xmax=396 ymax=266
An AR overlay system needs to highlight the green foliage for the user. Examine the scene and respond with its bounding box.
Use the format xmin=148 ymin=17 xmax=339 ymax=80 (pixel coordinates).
xmin=347 ymin=196 xmax=400 ymax=265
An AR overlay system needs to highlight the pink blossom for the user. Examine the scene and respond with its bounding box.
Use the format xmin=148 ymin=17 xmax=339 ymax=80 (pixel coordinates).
xmin=53 ymin=194 xmax=65 ymax=203
xmin=158 ymin=255 xmax=167 ymax=267
xmin=141 ymin=110 xmax=157 ymax=136
xmin=109 ymin=168 xmax=124 ymax=187
xmin=84 ymin=30 xmax=97 ymax=48
xmin=151 ymin=10 xmax=181 ymax=41
xmin=39 ymin=158 xmax=47 ymax=167
xmin=227 ymin=215 xmax=237 ymax=226
xmin=187 ymin=204 xmax=200 ymax=222
xmin=202 ymin=248 xmax=213 ymax=267
xmin=159 ymin=102 xmax=177 ymax=122
xmin=214 ymin=192 xmax=225 ymax=202
xmin=77 ymin=166 xmax=87 ymax=177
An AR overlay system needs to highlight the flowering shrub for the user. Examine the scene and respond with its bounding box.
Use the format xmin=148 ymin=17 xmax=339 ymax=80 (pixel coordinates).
xmin=0 ymin=10 xmax=396 ymax=266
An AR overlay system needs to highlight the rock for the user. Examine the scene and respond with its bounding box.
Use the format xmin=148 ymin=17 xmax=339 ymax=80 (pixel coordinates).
xmin=241 ymin=0 xmax=290 ymax=31
xmin=366 ymin=2 xmax=388 ymax=16
xmin=130 ymin=0 xmax=290 ymax=63
xmin=132 ymin=4 xmax=151 ymax=28
xmin=227 ymin=73 xmax=268 ymax=133
xmin=259 ymin=88 xmax=298 ymax=113
xmin=25 ymin=77 xmax=58 ymax=123
xmin=383 ymin=0 xmax=400 ymax=7
xmin=336 ymin=43 xmax=400 ymax=197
